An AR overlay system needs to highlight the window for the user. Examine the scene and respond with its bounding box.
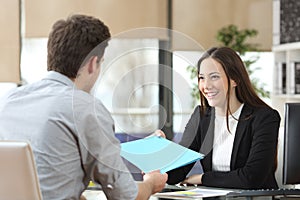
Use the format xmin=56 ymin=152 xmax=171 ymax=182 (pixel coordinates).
xmin=0 ymin=38 xmax=274 ymax=138
xmin=93 ymin=39 xmax=160 ymax=135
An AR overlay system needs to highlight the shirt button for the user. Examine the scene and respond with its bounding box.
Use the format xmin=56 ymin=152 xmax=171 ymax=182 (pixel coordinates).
xmin=107 ymin=184 xmax=114 ymax=189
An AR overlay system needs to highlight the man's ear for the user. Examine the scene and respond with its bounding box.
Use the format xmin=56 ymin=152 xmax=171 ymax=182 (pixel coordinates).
xmin=87 ymin=56 xmax=99 ymax=74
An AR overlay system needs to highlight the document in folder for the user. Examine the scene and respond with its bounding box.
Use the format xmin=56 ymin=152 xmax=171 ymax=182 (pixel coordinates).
xmin=154 ymin=188 xmax=233 ymax=199
xmin=120 ymin=136 xmax=204 ymax=173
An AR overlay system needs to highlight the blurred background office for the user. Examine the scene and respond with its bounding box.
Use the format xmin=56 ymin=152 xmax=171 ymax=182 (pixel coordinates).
xmin=1 ymin=0 xmax=299 ymax=188
xmin=0 ymin=0 xmax=275 ymax=133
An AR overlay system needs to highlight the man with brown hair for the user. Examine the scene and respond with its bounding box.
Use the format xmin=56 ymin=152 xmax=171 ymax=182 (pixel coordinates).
xmin=0 ymin=14 xmax=167 ymax=200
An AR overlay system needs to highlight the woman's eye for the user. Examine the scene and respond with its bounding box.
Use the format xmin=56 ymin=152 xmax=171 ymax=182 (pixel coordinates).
xmin=211 ymin=75 xmax=220 ymax=80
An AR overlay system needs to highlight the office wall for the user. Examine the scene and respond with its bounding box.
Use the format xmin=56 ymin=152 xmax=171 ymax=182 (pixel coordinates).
xmin=173 ymin=0 xmax=273 ymax=50
xmin=0 ymin=0 xmax=20 ymax=83
xmin=24 ymin=0 xmax=272 ymax=50
xmin=25 ymin=0 xmax=168 ymax=38
xmin=0 ymin=0 xmax=272 ymax=83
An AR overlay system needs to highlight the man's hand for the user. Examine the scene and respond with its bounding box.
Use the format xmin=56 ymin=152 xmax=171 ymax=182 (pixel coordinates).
xmin=143 ymin=170 xmax=168 ymax=194
xmin=136 ymin=170 xmax=168 ymax=200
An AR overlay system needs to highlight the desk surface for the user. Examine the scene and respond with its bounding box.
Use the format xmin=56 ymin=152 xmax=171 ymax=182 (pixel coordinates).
xmin=83 ymin=184 xmax=232 ymax=200
xmin=82 ymin=190 xmax=159 ymax=200
xmin=84 ymin=185 xmax=299 ymax=200
xmin=83 ymin=185 xmax=213 ymax=200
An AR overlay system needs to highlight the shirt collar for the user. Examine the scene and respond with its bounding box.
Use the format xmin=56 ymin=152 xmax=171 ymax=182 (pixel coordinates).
xmin=43 ymin=71 xmax=75 ymax=87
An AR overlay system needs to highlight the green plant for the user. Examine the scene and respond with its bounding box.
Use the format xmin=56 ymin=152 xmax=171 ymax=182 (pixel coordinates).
xmin=186 ymin=65 xmax=200 ymax=106
xmin=187 ymin=24 xmax=270 ymax=106
xmin=216 ymin=24 xmax=258 ymax=54
xmin=217 ymin=25 xmax=270 ymax=98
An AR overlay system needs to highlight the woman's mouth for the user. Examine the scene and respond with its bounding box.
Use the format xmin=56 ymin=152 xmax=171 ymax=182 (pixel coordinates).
xmin=205 ymin=91 xmax=218 ymax=99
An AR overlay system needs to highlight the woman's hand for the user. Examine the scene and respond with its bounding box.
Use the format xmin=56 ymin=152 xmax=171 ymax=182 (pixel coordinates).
xmin=148 ymin=130 xmax=166 ymax=138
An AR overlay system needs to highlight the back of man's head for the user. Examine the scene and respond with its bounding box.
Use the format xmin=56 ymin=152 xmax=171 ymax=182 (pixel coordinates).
xmin=47 ymin=14 xmax=111 ymax=78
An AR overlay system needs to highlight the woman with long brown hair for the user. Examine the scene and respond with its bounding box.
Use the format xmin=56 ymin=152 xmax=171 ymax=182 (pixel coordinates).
xmin=167 ymin=47 xmax=280 ymax=189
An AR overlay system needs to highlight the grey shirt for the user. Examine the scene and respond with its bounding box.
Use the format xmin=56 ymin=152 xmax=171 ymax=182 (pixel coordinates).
xmin=0 ymin=71 xmax=138 ymax=200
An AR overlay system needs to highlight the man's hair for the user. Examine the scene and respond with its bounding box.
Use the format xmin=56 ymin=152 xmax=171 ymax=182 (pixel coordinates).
xmin=47 ymin=14 xmax=111 ymax=78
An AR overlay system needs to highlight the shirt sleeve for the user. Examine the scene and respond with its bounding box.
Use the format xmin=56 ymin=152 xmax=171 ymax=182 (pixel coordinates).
xmin=73 ymin=95 xmax=138 ymax=199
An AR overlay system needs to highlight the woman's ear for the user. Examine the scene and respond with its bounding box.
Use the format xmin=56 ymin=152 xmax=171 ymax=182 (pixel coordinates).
xmin=231 ymin=79 xmax=237 ymax=87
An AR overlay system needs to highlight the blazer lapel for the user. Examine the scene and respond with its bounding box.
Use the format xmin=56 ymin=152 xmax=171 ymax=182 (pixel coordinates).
xmin=200 ymin=107 xmax=215 ymax=171
xmin=200 ymin=107 xmax=214 ymax=153
xmin=230 ymin=104 xmax=253 ymax=168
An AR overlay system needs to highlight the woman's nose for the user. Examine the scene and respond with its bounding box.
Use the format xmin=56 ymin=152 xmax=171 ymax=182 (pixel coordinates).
xmin=201 ymin=78 xmax=211 ymax=89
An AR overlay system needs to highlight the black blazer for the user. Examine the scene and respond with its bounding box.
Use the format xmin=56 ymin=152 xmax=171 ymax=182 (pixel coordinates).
xmin=167 ymin=104 xmax=280 ymax=189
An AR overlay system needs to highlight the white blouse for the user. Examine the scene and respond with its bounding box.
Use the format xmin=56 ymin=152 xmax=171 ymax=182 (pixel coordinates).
xmin=212 ymin=104 xmax=244 ymax=171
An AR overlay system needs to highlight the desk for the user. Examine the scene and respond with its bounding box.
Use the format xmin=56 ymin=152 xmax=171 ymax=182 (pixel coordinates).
xmin=82 ymin=190 xmax=158 ymax=200
xmin=82 ymin=190 xmax=273 ymax=200
xmin=83 ymin=185 xmax=300 ymax=200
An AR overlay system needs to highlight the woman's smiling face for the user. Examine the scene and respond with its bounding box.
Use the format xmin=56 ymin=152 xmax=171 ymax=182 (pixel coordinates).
xmin=198 ymin=57 xmax=231 ymax=109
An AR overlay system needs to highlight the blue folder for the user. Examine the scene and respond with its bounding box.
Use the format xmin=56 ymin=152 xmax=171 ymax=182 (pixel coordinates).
xmin=120 ymin=136 xmax=204 ymax=173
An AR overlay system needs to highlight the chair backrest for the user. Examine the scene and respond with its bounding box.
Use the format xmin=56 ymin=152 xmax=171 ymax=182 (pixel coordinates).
xmin=0 ymin=140 xmax=42 ymax=200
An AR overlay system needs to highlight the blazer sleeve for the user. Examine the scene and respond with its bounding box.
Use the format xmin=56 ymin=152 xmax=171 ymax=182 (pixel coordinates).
xmin=202 ymin=107 xmax=281 ymax=189
xmin=167 ymin=106 xmax=202 ymax=184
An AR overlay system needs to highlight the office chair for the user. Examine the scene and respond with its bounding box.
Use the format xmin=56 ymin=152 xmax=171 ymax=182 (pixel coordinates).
xmin=0 ymin=140 xmax=42 ymax=200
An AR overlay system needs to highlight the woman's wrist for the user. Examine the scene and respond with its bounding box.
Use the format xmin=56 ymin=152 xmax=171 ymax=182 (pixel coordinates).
xmin=199 ymin=173 xmax=203 ymax=184
xmin=182 ymin=173 xmax=204 ymax=185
